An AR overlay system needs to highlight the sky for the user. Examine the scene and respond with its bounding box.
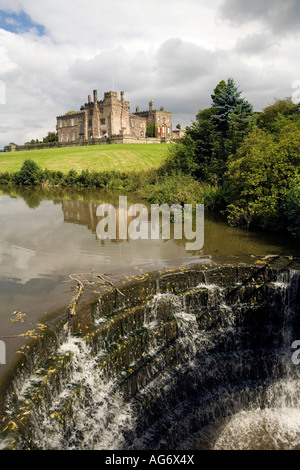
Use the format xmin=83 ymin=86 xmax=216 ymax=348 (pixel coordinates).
xmin=0 ymin=0 xmax=299 ymax=148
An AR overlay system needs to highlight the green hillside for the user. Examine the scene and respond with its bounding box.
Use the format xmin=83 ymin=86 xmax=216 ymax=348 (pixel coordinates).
xmin=0 ymin=143 xmax=169 ymax=173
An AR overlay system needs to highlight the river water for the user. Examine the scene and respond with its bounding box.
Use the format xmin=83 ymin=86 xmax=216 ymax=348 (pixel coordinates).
xmin=1 ymin=185 xmax=300 ymax=450
xmin=1 ymin=185 xmax=300 ymax=378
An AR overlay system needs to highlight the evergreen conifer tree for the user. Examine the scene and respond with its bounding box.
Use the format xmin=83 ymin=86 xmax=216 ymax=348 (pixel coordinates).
xmin=211 ymin=78 xmax=253 ymax=135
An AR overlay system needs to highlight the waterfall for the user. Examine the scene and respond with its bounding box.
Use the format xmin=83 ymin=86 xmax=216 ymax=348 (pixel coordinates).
xmin=1 ymin=265 xmax=300 ymax=450
xmin=203 ymin=269 xmax=300 ymax=450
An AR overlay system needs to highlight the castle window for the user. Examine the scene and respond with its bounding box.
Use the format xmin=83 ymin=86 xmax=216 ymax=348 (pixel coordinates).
xmin=71 ymin=118 xmax=75 ymax=126
xmin=60 ymin=135 xmax=64 ymax=142
xmin=140 ymin=131 xmax=143 ymax=137
xmin=66 ymin=134 xmax=70 ymax=141
xmin=168 ymin=127 xmax=170 ymax=134
xmin=140 ymin=121 xmax=143 ymax=128
xmin=101 ymin=118 xmax=105 ymax=125
xmin=59 ymin=119 xmax=63 ymax=128
xmin=100 ymin=107 xmax=104 ymax=114
xmin=72 ymin=133 xmax=75 ymax=141
xmin=89 ymin=120 xmax=92 ymax=127
xmin=131 ymin=120 xmax=134 ymax=128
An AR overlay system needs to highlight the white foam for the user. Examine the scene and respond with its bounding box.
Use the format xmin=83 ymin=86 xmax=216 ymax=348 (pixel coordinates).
xmin=213 ymin=407 xmax=300 ymax=450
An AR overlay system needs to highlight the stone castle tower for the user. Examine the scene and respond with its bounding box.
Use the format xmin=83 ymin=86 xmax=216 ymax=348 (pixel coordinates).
xmin=56 ymin=90 xmax=172 ymax=143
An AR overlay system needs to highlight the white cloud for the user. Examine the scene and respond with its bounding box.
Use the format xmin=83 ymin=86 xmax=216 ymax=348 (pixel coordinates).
xmin=0 ymin=0 xmax=299 ymax=147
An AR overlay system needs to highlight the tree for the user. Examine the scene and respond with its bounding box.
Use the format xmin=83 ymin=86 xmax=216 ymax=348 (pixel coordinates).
xmin=164 ymin=78 xmax=254 ymax=184
xmin=283 ymin=174 xmax=300 ymax=238
xmin=163 ymin=134 xmax=198 ymax=175
xmin=146 ymin=123 xmax=156 ymax=137
xmin=224 ymin=124 xmax=300 ymax=230
xmin=257 ymin=97 xmax=300 ymax=135
xmin=211 ymin=78 xmax=254 ymax=136
xmin=14 ymin=159 xmax=43 ymax=186
xmin=211 ymin=79 xmax=227 ymax=102
xmin=185 ymin=107 xmax=219 ymax=181
xmin=43 ymin=131 xmax=58 ymax=143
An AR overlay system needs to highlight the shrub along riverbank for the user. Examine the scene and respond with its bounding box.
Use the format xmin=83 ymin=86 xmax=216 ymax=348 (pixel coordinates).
xmin=0 ymin=158 xmax=222 ymax=211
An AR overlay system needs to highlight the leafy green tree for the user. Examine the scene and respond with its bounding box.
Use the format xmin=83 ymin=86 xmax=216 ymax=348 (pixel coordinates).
xmin=257 ymin=97 xmax=300 ymax=135
xmin=185 ymin=107 xmax=219 ymax=181
xmin=146 ymin=123 xmax=156 ymax=137
xmin=283 ymin=174 xmax=300 ymax=238
xmin=224 ymin=124 xmax=300 ymax=230
xmin=43 ymin=131 xmax=58 ymax=143
xmin=163 ymin=135 xmax=198 ymax=175
xmin=14 ymin=159 xmax=43 ymax=186
xmin=24 ymin=139 xmax=40 ymax=145
xmin=211 ymin=80 xmax=227 ymax=102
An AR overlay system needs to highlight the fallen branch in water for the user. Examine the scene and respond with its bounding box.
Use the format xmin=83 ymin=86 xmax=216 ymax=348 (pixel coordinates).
xmin=66 ymin=272 xmax=124 ymax=320
xmin=67 ymin=274 xmax=85 ymax=319
xmin=96 ymin=274 xmax=125 ymax=297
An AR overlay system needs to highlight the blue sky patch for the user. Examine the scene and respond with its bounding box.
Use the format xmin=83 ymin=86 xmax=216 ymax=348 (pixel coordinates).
xmin=0 ymin=10 xmax=46 ymax=36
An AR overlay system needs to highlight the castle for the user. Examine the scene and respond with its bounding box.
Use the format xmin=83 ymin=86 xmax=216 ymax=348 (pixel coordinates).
xmin=56 ymin=90 xmax=173 ymax=144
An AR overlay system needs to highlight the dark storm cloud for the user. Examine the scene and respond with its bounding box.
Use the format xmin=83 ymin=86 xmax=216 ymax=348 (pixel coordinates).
xmin=155 ymin=38 xmax=215 ymax=84
xmin=219 ymin=0 xmax=300 ymax=36
xmin=234 ymin=33 xmax=277 ymax=55
xmin=65 ymin=38 xmax=224 ymax=126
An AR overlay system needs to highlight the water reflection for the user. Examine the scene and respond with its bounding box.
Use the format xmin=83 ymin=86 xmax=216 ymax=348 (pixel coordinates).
xmin=1 ymin=184 xmax=300 ymax=283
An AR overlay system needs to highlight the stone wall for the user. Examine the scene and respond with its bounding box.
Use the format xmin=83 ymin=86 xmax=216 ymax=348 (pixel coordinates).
xmin=6 ymin=135 xmax=171 ymax=152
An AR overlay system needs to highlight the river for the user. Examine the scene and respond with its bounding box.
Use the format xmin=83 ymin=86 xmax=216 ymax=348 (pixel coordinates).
xmin=1 ymin=185 xmax=300 ymax=382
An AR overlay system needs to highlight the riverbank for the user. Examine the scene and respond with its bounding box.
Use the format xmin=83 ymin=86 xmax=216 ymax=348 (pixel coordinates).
xmin=0 ymin=156 xmax=223 ymax=212
xmin=0 ymin=141 xmax=298 ymax=240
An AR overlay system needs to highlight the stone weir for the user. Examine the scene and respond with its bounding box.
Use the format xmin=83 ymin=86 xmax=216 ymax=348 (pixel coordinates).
xmin=1 ymin=259 xmax=300 ymax=450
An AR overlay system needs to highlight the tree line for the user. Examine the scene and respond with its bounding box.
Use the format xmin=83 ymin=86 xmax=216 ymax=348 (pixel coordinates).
xmin=164 ymin=78 xmax=300 ymax=239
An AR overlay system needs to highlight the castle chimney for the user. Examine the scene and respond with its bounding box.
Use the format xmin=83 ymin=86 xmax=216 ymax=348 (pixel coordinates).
xmin=121 ymin=91 xmax=125 ymax=102
xmin=93 ymin=90 xmax=98 ymax=103
xmin=149 ymin=99 xmax=153 ymax=112
xmin=88 ymin=94 xmax=92 ymax=104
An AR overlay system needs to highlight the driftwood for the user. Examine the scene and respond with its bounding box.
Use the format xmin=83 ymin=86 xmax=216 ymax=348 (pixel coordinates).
xmin=96 ymin=274 xmax=125 ymax=297
xmin=67 ymin=274 xmax=85 ymax=318
xmin=66 ymin=272 xmax=124 ymax=320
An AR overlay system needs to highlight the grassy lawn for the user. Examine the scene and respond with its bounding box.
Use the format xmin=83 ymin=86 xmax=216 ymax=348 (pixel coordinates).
xmin=0 ymin=143 xmax=169 ymax=173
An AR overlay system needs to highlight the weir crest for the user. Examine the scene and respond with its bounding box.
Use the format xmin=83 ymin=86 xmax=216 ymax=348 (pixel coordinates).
xmin=1 ymin=260 xmax=300 ymax=450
